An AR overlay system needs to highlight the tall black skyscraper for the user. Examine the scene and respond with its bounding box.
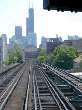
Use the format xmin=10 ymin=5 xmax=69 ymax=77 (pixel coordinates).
xmin=26 ymin=8 xmax=34 ymax=36
xmin=25 ymin=3 xmax=37 ymax=48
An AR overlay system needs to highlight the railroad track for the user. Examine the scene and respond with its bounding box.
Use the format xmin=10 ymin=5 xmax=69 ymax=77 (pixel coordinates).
xmin=24 ymin=70 xmax=31 ymax=110
xmin=2 ymin=61 xmax=32 ymax=110
xmin=32 ymin=65 xmax=77 ymax=110
xmin=1 ymin=62 xmax=82 ymax=110
xmin=42 ymin=64 xmax=82 ymax=91
xmin=0 ymin=63 xmax=26 ymax=110
xmin=0 ymin=63 xmax=20 ymax=77
xmin=0 ymin=63 xmax=24 ymax=98
xmin=0 ymin=63 xmax=23 ymax=86
xmin=53 ymin=65 xmax=82 ymax=84
xmin=39 ymin=64 xmax=82 ymax=110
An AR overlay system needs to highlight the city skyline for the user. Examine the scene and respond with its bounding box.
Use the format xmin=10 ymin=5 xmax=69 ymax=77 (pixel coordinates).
xmin=0 ymin=0 xmax=82 ymax=46
xmin=9 ymin=6 xmax=37 ymax=49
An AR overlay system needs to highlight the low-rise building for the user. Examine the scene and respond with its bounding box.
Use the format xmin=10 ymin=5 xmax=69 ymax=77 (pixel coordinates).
xmin=46 ymin=37 xmax=62 ymax=54
xmin=68 ymin=35 xmax=81 ymax=40
xmin=24 ymin=47 xmax=39 ymax=59
xmin=63 ymin=39 xmax=82 ymax=52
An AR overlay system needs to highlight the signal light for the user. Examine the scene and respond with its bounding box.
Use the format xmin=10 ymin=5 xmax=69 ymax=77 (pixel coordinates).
xmin=43 ymin=0 xmax=82 ymax=12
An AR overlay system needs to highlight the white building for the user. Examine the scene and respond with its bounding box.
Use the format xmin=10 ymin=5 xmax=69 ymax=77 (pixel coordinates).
xmin=1 ymin=34 xmax=7 ymax=63
xmin=0 ymin=38 xmax=2 ymax=65
xmin=68 ymin=35 xmax=81 ymax=40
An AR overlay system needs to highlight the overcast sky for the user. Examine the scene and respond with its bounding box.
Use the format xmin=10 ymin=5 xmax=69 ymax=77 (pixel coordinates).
xmin=0 ymin=0 xmax=82 ymax=46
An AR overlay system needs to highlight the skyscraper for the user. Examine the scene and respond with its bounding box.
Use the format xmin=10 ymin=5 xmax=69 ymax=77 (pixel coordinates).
xmin=41 ymin=37 xmax=47 ymax=49
xmin=26 ymin=8 xmax=34 ymax=35
xmin=9 ymin=3 xmax=37 ymax=53
xmin=26 ymin=6 xmax=37 ymax=48
xmin=27 ymin=33 xmax=37 ymax=48
xmin=15 ymin=26 xmax=22 ymax=38
xmin=29 ymin=8 xmax=34 ymax=33
xmin=26 ymin=18 xmax=29 ymax=36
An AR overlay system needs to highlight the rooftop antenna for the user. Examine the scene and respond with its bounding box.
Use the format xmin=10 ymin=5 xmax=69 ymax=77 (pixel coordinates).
xmin=32 ymin=0 xmax=33 ymax=8
xmin=29 ymin=0 xmax=34 ymax=8
xmin=29 ymin=0 xmax=30 ymax=8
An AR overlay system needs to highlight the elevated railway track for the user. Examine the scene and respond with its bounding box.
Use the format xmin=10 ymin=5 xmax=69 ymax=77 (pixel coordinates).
xmin=3 ymin=63 xmax=30 ymax=110
xmin=1 ymin=62 xmax=82 ymax=110
xmin=42 ymin=64 xmax=82 ymax=91
xmin=35 ymin=63 xmax=82 ymax=110
xmin=0 ymin=64 xmax=24 ymax=97
xmin=0 ymin=62 xmax=31 ymax=110
xmin=32 ymin=65 xmax=78 ymax=110
xmin=32 ymin=66 xmax=61 ymax=110
xmin=0 ymin=63 xmax=25 ymax=110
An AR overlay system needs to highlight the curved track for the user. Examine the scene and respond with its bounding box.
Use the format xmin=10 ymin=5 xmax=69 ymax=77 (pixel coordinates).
xmin=41 ymin=64 xmax=82 ymax=110
xmin=42 ymin=64 xmax=82 ymax=91
xmin=32 ymin=65 xmax=77 ymax=110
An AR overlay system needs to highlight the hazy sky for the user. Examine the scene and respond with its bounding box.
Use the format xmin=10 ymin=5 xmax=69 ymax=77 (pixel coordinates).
xmin=0 ymin=0 xmax=82 ymax=46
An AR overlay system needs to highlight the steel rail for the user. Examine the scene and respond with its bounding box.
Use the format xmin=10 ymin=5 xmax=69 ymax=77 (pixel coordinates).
xmin=43 ymin=72 xmax=76 ymax=110
xmin=40 ymin=64 xmax=82 ymax=110
xmin=33 ymin=66 xmax=61 ymax=110
xmin=0 ymin=63 xmax=21 ymax=77
xmin=34 ymin=71 xmax=43 ymax=110
xmin=24 ymin=73 xmax=30 ymax=110
xmin=0 ymin=63 xmax=26 ymax=110
xmin=43 ymin=63 xmax=82 ymax=84
xmin=43 ymin=64 xmax=82 ymax=93
xmin=0 ymin=63 xmax=25 ymax=98
xmin=38 ymin=67 xmax=75 ymax=110
xmin=39 ymin=69 xmax=65 ymax=110
xmin=33 ymin=71 xmax=37 ymax=110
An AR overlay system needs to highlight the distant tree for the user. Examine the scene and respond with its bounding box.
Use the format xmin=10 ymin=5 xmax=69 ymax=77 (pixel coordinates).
xmin=13 ymin=43 xmax=23 ymax=63
xmin=39 ymin=48 xmax=46 ymax=56
xmin=47 ymin=53 xmax=54 ymax=64
xmin=38 ymin=56 xmax=47 ymax=63
xmin=5 ymin=43 xmax=23 ymax=65
xmin=51 ymin=45 xmax=78 ymax=69
xmin=38 ymin=48 xmax=47 ymax=63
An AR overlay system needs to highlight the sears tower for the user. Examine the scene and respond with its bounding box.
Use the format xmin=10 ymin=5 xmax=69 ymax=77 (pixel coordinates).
xmin=26 ymin=6 xmax=37 ymax=48
xmin=26 ymin=8 xmax=34 ymax=35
